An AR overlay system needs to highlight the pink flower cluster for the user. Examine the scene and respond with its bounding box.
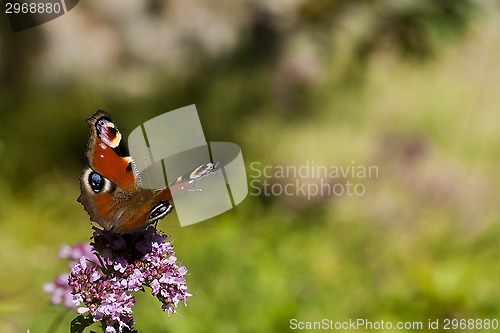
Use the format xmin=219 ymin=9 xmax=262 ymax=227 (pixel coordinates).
xmin=45 ymin=227 xmax=191 ymax=333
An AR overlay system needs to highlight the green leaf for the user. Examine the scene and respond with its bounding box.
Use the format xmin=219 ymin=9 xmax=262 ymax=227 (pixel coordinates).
xmin=70 ymin=314 xmax=94 ymax=333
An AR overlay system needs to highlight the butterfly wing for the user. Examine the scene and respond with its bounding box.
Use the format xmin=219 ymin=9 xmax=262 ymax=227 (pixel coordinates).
xmin=83 ymin=111 xmax=136 ymax=191
xmin=113 ymin=162 xmax=220 ymax=232
xmin=78 ymin=166 xmax=174 ymax=233
xmin=168 ymin=162 xmax=220 ymax=198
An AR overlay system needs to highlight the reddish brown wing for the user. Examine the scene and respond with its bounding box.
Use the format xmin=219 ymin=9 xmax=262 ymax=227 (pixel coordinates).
xmin=84 ymin=111 xmax=136 ymax=191
xmin=109 ymin=187 xmax=173 ymax=233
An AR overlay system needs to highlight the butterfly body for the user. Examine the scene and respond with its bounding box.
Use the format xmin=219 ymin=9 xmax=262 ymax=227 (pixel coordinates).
xmin=78 ymin=111 xmax=217 ymax=234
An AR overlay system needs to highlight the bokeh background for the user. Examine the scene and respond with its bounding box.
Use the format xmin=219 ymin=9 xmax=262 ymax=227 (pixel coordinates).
xmin=1 ymin=0 xmax=500 ymax=332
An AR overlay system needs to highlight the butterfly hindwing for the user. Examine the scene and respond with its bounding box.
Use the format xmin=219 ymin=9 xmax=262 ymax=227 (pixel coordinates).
xmin=78 ymin=166 xmax=116 ymax=230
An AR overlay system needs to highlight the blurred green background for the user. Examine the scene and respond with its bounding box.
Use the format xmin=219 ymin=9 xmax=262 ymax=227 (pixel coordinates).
xmin=1 ymin=0 xmax=500 ymax=332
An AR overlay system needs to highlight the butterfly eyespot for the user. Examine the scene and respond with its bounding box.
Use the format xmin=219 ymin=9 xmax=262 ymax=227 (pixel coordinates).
xmin=89 ymin=171 xmax=104 ymax=193
xmin=149 ymin=202 xmax=173 ymax=222
xmin=95 ymin=116 xmax=122 ymax=148
xmin=95 ymin=116 xmax=112 ymax=134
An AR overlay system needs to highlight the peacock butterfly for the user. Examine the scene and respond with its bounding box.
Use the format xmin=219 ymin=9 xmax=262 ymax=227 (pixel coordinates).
xmin=77 ymin=110 xmax=218 ymax=234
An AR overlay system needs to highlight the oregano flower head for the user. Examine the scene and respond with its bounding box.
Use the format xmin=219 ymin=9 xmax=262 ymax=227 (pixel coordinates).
xmin=45 ymin=226 xmax=191 ymax=333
